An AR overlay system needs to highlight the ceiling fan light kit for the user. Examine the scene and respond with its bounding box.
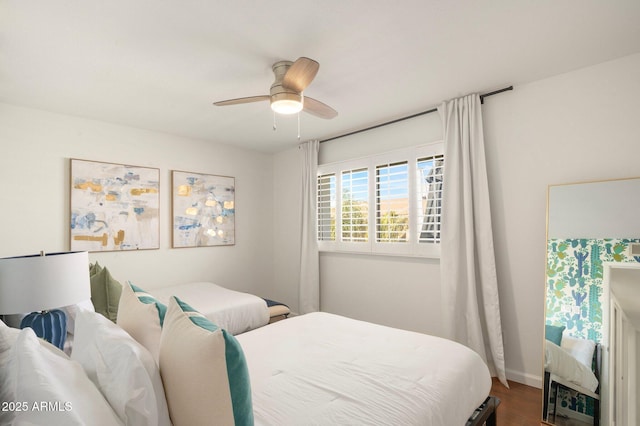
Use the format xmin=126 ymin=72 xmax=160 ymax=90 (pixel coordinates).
xmin=270 ymin=92 xmax=303 ymax=115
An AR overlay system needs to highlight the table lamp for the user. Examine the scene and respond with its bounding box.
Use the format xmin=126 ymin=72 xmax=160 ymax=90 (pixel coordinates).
xmin=0 ymin=251 xmax=90 ymax=350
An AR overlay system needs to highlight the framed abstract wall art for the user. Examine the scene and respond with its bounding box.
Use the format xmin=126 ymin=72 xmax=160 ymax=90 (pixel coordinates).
xmin=172 ymin=170 xmax=235 ymax=248
xmin=70 ymin=159 xmax=160 ymax=252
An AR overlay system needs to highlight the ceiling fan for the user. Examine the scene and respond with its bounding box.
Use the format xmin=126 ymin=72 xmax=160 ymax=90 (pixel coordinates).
xmin=213 ymin=57 xmax=338 ymax=119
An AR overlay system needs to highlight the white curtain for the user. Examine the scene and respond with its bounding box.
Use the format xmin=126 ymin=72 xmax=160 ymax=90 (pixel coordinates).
xmin=298 ymin=140 xmax=320 ymax=314
xmin=438 ymin=94 xmax=508 ymax=387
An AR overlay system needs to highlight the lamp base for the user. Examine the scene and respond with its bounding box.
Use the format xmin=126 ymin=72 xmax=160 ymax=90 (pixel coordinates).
xmin=20 ymin=309 xmax=67 ymax=350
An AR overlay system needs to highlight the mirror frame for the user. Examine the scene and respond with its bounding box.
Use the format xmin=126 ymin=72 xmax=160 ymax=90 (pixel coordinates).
xmin=543 ymin=176 xmax=640 ymax=425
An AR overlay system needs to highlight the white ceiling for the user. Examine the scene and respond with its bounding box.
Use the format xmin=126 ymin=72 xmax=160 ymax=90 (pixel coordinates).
xmin=2 ymin=1 xmax=640 ymax=153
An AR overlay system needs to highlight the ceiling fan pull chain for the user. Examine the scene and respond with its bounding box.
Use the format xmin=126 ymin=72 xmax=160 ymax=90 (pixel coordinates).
xmin=297 ymin=112 xmax=301 ymax=140
xmin=273 ymin=111 xmax=277 ymax=131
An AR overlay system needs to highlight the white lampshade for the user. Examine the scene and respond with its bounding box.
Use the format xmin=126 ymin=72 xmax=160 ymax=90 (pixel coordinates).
xmin=0 ymin=251 xmax=90 ymax=315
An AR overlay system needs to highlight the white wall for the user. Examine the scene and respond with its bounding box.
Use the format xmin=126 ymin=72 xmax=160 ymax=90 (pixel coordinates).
xmin=272 ymin=147 xmax=302 ymax=307
xmin=272 ymin=52 xmax=640 ymax=387
xmin=0 ymin=103 xmax=275 ymax=297
xmin=484 ymin=52 xmax=640 ymax=386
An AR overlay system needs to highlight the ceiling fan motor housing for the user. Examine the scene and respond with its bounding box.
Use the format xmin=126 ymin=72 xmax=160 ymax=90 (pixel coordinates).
xmin=270 ymin=61 xmax=303 ymax=113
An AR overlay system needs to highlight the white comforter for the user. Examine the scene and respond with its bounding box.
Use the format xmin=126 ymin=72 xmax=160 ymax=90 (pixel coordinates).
xmin=151 ymin=282 xmax=269 ymax=335
xmin=236 ymin=312 xmax=491 ymax=426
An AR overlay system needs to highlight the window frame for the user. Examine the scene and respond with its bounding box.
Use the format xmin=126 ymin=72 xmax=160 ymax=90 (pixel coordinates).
xmin=317 ymin=141 xmax=443 ymax=258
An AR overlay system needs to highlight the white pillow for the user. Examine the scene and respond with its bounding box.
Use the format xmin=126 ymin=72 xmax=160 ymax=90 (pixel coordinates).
xmin=0 ymin=318 xmax=18 ymax=353
xmin=0 ymin=319 xmax=65 ymax=418
xmin=561 ymin=332 xmax=596 ymax=369
xmin=72 ymin=309 xmax=171 ymax=426
xmin=62 ymin=299 xmax=96 ymax=335
xmin=159 ymin=297 xmax=253 ymax=426
xmin=4 ymin=327 xmax=123 ymax=425
xmin=545 ymin=339 xmax=598 ymax=392
xmin=117 ymin=281 xmax=167 ymax=364
xmin=0 ymin=319 xmax=20 ymax=416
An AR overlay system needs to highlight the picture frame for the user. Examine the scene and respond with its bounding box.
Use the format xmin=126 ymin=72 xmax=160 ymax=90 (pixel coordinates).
xmin=70 ymin=159 xmax=160 ymax=252
xmin=171 ymin=170 xmax=235 ymax=248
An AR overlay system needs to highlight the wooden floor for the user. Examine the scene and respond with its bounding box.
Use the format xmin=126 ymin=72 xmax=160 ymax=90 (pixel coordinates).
xmin=490 ymin=378 xmax=594 ymax=426
xmin=490 ymin=377 xmax=545 ymax=426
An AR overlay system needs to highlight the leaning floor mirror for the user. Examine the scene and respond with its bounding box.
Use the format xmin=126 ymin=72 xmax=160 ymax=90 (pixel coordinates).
xmin=543 ymin=177 xmax=640 ymax=426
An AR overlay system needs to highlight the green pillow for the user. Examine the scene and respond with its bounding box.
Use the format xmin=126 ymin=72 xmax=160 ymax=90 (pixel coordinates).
xmin=545 ymin=324 xmax=565 ymax=346
xmin=90 ymin=264 xmax=123 ymax=323
xmin=89 ymin=261 xmax=103 ymax=277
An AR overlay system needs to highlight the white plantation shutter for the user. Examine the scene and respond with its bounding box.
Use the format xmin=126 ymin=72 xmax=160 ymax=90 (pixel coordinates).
xmin=317 ymin=173 xmax=335 ymax=241
xmin=376 ymin=161 xmax=409 ymax=243
xmin=341 ymin=168 xmax=368 ymax=243
xmin=417 ymin=154 xmax=444 ymax=244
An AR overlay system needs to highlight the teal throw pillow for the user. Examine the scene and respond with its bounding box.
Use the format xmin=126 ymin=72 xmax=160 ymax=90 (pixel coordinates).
xmin=545 ymin=324 xmax=565 ymax=346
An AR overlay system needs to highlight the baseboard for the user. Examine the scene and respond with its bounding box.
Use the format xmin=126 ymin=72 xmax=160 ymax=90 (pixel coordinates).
xmin=505 ymin=368 xmax=543 ymax=389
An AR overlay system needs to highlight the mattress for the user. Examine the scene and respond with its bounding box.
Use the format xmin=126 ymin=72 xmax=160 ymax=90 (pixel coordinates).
xmin=151 ymin=282 xmax=270 ymax=335
xmin=236 ymin=312 xmax=491 ymax=425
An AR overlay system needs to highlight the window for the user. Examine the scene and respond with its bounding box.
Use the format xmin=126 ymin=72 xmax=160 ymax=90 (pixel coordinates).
xmin=317 ymin=142 xmax=444 ymax=257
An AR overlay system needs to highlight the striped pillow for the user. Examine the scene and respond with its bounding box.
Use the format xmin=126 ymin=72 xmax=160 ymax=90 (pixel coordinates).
xmin=159 ymin=296 xmax=253 ymax=426
xmin=116 ymin=282 xmax=167 ymax=364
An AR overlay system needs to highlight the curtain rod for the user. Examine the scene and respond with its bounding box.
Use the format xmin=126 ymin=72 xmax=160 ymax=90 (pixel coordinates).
xmin=319 ymin=85 xmax=513 ymax=144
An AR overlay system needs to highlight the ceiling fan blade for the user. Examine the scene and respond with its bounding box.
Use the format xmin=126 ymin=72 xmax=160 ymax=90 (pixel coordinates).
xmin=303 ymin=96 xmax=338 ymax=119
xmin=282 ymin=57 xmax=319 ymax=92
xmin=213 ymin=95 xmax=270 ymax=106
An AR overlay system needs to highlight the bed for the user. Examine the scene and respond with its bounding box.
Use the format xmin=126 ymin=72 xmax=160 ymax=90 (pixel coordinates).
xmin=236 ymin=312 xmax=494 ymax=425
xmin=150 ymin=282 xmax=271 ymax=335
xmin=1 ymin=292 xmax=498 ymax=426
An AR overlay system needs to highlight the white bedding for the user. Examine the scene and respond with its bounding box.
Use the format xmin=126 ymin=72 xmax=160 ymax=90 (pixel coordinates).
xmin=236 ymin=312 xmax=491 ymax=426
xmin=544 ymin=340 xmax=598 ymax=392
xmin=151 ymin=282 xmax=269 ymax=335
